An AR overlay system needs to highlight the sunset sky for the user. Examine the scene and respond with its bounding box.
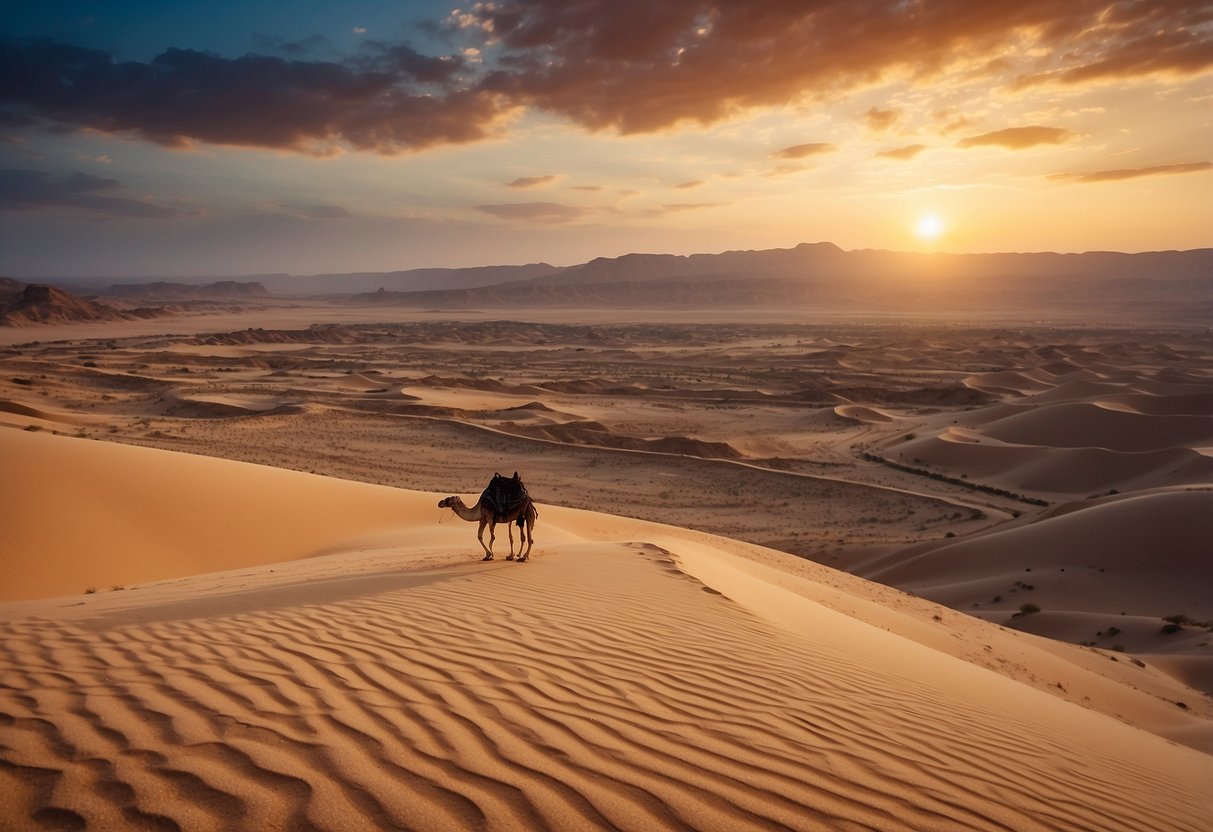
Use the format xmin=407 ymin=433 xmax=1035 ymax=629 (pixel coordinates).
xmin=2 ymin=1 xmax=1211 ymax=277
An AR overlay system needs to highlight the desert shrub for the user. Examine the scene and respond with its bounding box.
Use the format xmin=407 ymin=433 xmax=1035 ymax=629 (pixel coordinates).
xmin=1018 ymin=602 xmax=1041 ymax=615
xmin=1161 ymin=623 xmax=1183 ymax=634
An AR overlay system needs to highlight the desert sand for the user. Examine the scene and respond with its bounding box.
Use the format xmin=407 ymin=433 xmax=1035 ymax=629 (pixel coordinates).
xmin=2 ymin=308 xmax=1211 ymax=830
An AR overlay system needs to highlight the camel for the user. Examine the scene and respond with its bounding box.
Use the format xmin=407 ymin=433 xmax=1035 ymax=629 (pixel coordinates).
xmin=438 ymin=479 xmax=537 ymax=561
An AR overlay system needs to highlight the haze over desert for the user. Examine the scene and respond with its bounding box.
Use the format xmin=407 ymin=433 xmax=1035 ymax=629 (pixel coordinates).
xmin=3 ymin=1 xmax=1213 ymax=830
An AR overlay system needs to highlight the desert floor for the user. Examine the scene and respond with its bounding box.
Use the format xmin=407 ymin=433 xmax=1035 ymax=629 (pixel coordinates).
xmin=1 ymin=306 xmax=1210 ymax=830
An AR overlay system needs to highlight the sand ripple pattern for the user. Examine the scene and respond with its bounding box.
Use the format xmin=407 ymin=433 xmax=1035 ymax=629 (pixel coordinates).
xmin=0 ymin=544 xmax=1206 ymax=831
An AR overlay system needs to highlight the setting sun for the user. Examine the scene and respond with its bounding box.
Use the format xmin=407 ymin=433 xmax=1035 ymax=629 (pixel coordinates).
xmin=915 ymin=213 xmax=945 ymax=241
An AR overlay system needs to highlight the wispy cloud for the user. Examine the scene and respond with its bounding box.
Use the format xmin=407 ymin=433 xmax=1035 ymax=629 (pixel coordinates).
xmin=1049 ymin=161 xmax=1212 ymax=183
xmin=875 ymin=144 xmax=927 ymax=160
xmin=642 ymin=202 xmax=725 ymax=217
xmin=0 ymin=168 xmax=196 ymax=218
xmin=773 ymin=143 xmax=836 ymax=160
xmin=674 ymin=180 xmax=705 ymax=189
xmin=957 ymin=126 xmax=1074 ymax=149
xmin=477 ymin=202 xmax=588 ymax=222
xmin=507 ymin=174 xmax=560 ymax=189
xmin=274 ymin=202 xmax=353 ymax=219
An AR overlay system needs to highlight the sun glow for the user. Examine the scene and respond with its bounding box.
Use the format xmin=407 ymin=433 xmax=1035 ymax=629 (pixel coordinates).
xmin=915 ymin=213 xmax=945 ymax=241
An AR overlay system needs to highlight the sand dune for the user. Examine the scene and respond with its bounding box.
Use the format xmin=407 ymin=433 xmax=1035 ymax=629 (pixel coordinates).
xmin=860 ymin=490 xmax=1213 ymax=623
xmin=896 ymin=431 xmax=1213 ymax=495
xmin=1 ymin=430 xmax=1210 ymax=830
xmin=832 ymin=404 xmax=894 ymax=423
xmin=0 ymin=429 xmax=461 ymax=601
xmin=977 ymin=401 xmax=1213 ymax=452
xmin=0 ymin=397 xmax=104 ymax=428
xmin=160 ymin=393 xmax=300 ymax=419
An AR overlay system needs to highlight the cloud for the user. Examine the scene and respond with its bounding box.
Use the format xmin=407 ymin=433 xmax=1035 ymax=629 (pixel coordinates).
xmin=274 ymin=202 xmax=353 ymax=219
xmin=773 ymin=142 xmax=836 ymax=160
xmin=465 ymin=1 xmax=1213 ymax=133
xmin=675 ymin=180 xmax=705 ymax=189
xmin=0 ymin=168 xmax=194 ymax=217
xmin=507 ymin=174 xmax=560 ymax=189
xmin=864 ymin=107 xmax=900 ymax=131
xmin=0 ymin=38 xmax=498 ymax=155
xmin=876 ymin=144 xmax=927 ymax=160
xmin=4 ymin=3 xmax=1210 ymax=155
xmin=957 ymin=126 xmax=1074 ymax=149
xmin=1049 ymin=161 xmax=1213 ymax=183
xmin=249 ymin=33 xmax=332 ymax=57
xmin=477 ymin=202 xmax=588 ymax=222
xmin=639 ymin=202 xmax=724 ymax=218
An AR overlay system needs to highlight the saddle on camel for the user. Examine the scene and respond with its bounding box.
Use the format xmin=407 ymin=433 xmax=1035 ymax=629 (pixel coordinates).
xmin=437 ymin=471 xmax=538 ymax=562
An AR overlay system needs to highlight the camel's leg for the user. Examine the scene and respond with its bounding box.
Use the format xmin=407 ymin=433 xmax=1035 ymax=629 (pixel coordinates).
xmin=518 ymin=510 xmax=535 ymax=562
xmin=506 ymin=520 xmax=516 ymax=560
xmin=478 ymin=518 xmax=493 ymax=560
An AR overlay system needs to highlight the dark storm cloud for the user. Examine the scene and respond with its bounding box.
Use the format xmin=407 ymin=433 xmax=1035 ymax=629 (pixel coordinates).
xmin=0 ymin=168 xmax=192 ymax=217
xmin=2 ymin=2 xmax=1210 ymax=154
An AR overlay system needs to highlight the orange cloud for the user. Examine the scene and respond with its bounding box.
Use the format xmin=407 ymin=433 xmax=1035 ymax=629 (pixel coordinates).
xmin=469 ymin=1 xmax=1213 ymax=134
xmin=876 ymin=144 xmax=927 ymax=160
xmin=958 ymin=126 xmax=1074 ymax=149
xmin=675 ymin=179 xmax=705 ymax=189
xmin=507 ymin=174 xmax=560 ymax=189
xmin=773 ymin=143 xmax=836 ymax=160
xmin=1049 ymin=161 xmax=1213 ymax=183
xmin=865 ymin=107 xmax=900 ymax=131
xmin=642 ymin=202 xmax=725 ymax=217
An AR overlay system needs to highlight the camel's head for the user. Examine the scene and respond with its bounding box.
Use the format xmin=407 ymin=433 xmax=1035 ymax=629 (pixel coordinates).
xmin=437 ymin=496 xmax=459 ymax=509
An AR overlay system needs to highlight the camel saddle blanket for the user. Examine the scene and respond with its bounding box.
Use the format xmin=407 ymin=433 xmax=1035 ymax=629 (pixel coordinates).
xmin=481 ymin=471 xmax=532 ymax=522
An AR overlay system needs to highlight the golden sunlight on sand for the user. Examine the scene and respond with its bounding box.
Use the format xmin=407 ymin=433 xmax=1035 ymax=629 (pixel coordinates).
xmin=2 ymin=428 xmax=1210 ymax=831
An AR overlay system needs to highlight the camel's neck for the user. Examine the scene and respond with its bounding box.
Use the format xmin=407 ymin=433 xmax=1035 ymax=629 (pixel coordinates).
xmin=450 ymin=498 xmax=484 ymax=522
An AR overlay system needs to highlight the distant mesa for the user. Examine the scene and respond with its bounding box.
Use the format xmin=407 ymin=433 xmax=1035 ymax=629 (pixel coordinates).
xmin=0 ymin=281 xmax=168 ymax=327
